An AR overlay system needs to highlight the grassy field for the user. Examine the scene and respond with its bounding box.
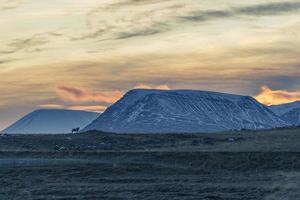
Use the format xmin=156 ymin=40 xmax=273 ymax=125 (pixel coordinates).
xmin=0 ymin=128 xmax=299 ymax=199
xmin=0 ymin=127 xmax=299 ymax=152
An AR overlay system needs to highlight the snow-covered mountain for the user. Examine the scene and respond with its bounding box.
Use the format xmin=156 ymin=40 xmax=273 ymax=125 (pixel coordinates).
xmin=269 ymin=101 xmax=300 ymax=126
xmin=281 ymin=108 xmax=300 ymax=126
xmin=82 ymin=89 xmax=287 ymax=133
xmin=269 ymin=101 xmax=300 ymax=116
xmin=1 ymin=109 xmax=100 ymax=134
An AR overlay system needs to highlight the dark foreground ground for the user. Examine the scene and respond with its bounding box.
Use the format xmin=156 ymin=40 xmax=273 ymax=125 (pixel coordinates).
xmin=0 ymin=128 xmax=299 ymax=199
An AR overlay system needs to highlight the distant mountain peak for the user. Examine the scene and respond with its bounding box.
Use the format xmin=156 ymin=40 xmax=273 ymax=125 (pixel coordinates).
xmin=1 ymin=109 xmax=100 ymax=134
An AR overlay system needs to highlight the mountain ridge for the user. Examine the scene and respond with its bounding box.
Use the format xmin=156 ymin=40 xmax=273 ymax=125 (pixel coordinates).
xmin=269 ymin=101 xmax=300 ymax=125
xmin=269 ymin=101 xmax=300 ymax=116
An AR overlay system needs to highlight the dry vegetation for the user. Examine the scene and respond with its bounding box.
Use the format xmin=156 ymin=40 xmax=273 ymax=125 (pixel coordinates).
xmin=0 ymin=128 xmax=299 ymax=199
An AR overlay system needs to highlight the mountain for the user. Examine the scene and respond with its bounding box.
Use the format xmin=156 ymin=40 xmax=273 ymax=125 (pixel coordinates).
xmin=269 ymin=101 xmax=300 ymax=116
xmin=82 ymin=89 xmax=287 ymax=133
xmin=281 ymin=108 xmax=300 ymax=126
xmin=1 ymin=109 xmax=100 ymax=134
xmin=269 ymin=101 xmax=300 ymax=126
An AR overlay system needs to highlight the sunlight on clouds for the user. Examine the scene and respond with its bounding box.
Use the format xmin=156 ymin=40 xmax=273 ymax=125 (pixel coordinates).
xmin=255 ymin=86 xmax=300 ymax=106
xmin=56 ymin=85 xmax=124 ymax=104
xmin=68 ymin=105 xmax=106 ymax=113
xmin=38 ymin=104 xmax=65 ymax=109
xmin=56 ymin=83 xmax=171 ymax=109
xmin=134 ymin=83 xmax=170 ymax=90
xmin=52 ymin=83 xmax=171 ymax=114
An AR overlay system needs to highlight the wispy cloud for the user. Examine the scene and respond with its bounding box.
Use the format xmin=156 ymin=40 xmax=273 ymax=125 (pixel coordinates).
xmin=78 ymin=1 xmax=300 ymax=42
xmin=8 ymin=36 xmax=48 ymax=53
xmin=236 ymin=1 xmax=300 ymax=16
xmin=72 ymin=22 xmax=169 ymax=41
xmin=55 ymin=83 xmax=171 ymax=113
xmin=0 ymin=0 xmax=23 ymax=10
xmin=0 ymin=59 xmax=15 ymax=65
xmin=38 ymin=104 xmax=65 ymax=109
xmin=86 ymin=0 xmax=174 ymax=16
xmin=68 ymin=105 xmax=106 ymax=112
xmin=134 ymin=83 xmax=170 ymax=90
xmin=0 ymin=32 xmax=62 ymax=55
xmin=56 ymin=85 xmax=123 ymax=104
xmin=181 ymin=10 xmax=233 ymax=22
xmin=77 ymin=1 xmax=183 ymax=41
xmin=104 ymin=0 xmax=173 ymax=9
xmin=181 ymin=1 xmax=300 ymax=22
xmin=116 ymin=23 xmax=169 ymax=39
xmin=255 ymin=85 xmax=300 ymax=106
xmin=56 ymin=83 xmax=170 ymax=105
xmin=71 ymin=27 xmax=113 ymax=41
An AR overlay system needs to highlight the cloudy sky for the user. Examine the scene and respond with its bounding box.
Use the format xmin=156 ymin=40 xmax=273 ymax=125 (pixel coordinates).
xmin=0 ymin=0 xmax=300 ymax=129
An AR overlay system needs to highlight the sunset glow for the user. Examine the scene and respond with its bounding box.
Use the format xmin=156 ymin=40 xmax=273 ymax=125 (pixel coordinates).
xmin=1 ymin=0 xmax=300 ymax=129
xmin=255 ymin=85 xmax=300 ymax=106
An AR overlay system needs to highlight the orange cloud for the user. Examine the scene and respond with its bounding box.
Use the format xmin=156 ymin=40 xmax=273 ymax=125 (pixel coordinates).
xmin=55 ymin=84 xmax=171 ymax=112
xmin=56 ymin=85 xmax=123 ymax=104
xmin=38 ymin=104 xmax=65 ymax=109
xmin=255 ymin=85 xmax=300 ymax=106
xmin=68 ymin=105 xmax=106 ymax=112
xmin=134 ymin=83 xmax=170 ymax=90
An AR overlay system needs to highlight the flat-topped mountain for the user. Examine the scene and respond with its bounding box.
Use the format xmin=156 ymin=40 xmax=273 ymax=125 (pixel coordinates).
xmin=1 ymin=109 xmax=100 ymax=134
xmin=82 ymin=89 xmax=287 ymax=133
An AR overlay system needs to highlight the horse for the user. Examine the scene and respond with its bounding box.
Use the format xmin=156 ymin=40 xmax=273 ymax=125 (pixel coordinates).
xmin=71 ymin=127 xmax=80 ymax=134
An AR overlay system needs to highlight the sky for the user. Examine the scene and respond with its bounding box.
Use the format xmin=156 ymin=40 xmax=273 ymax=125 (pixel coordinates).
xmin=0 ymin=0 xmax=300 ymax=129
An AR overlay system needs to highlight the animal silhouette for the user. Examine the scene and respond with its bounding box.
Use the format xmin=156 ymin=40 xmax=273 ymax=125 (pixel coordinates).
xmin=72 ymin=127 xmax=80 ymax=134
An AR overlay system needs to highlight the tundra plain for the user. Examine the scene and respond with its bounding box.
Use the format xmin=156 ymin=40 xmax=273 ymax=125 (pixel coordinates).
xmin=0 ymin=128 xmax=299 ymax=199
